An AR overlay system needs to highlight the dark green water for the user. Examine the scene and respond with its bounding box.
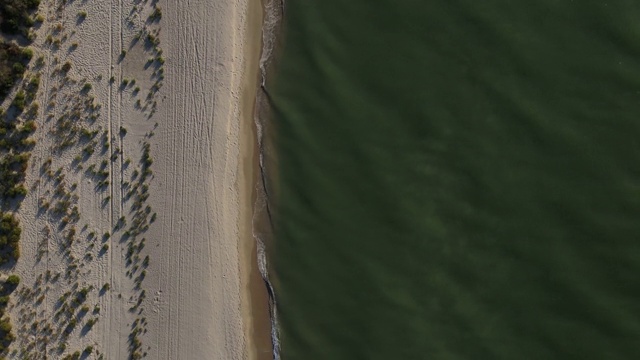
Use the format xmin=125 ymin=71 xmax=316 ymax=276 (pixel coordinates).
xmin=271 ymin=1 xmax=640 ymax=359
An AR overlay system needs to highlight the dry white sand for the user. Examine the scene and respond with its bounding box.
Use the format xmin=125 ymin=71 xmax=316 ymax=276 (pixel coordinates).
xmin=4 ymin=0 xmax=265 ymax=359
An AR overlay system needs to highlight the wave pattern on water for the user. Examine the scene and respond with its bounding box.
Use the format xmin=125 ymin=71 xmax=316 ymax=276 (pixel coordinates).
xmin=270 ymin=1 xmax=640 ymax=359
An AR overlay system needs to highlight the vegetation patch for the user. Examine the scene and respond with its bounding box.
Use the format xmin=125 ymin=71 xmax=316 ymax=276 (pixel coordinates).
xmin=0 ymin=213 xmax=20 ymax=264
xmin=0 ymin=3 xmax=40 ymax=356
xmin=0 ymin=42 xmax=33 ymax=99
xmin=0 ymin=0 xmax=40 ymax=35
xmin=0 ymin=153 xmax=30 ymax=199
xmin=0 ymin=276 xmax=19 ymax=352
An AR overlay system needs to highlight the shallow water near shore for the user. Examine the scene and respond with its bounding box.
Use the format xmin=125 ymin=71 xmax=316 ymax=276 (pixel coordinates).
xmin=270 ymin=1 xmax=640 ymax=359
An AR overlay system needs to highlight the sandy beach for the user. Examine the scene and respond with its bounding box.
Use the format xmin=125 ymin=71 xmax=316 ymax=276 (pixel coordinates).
xmin=3 ymin=0 xmax=270 ymax=358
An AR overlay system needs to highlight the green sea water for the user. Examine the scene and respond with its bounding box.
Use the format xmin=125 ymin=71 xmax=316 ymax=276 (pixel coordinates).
xmin=270 ymin=1 xmax=640 ymax=359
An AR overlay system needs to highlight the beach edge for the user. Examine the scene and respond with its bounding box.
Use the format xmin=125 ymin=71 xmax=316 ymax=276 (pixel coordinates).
xmin=239 ymin=0 xmax=275 ymax=359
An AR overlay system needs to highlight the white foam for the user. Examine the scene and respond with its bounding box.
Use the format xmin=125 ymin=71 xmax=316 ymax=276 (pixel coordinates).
xmin=254 ymin=0 xmax=284 ymax=358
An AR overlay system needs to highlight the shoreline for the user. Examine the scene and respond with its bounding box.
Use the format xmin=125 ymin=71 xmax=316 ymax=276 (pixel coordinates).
xmin=252 ymin=0 xmax=287 ymax=359
xmin=240 ymin=0 xmax=275 ymax=359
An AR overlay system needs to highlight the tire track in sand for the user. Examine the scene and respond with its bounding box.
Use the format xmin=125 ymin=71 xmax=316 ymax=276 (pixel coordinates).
xmin=32 ymin=2 xmax=59 ymax=357
xmin=105 ymin=0 xmax=116 ymax=356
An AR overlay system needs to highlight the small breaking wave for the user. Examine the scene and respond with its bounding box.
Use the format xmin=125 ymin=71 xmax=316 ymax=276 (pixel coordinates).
xmin=253 ymin=0 xmax=284 ymax=359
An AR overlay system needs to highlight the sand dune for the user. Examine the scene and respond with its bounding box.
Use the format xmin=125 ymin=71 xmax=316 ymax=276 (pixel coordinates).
xmin=5 ymin=0 xmax=267 ymax=358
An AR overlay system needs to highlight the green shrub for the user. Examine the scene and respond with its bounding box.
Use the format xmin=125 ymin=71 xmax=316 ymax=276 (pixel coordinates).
xmin=12 ymin=90 xmax=25 ymax=111
xmin=22 ymin=120 xmax=37 ymax=132
xmin=0 ymin=320 xmax=11 ymax=333
xmin=0 ymin=214 xmax=21 ymax=263
xmin=6 ymin=275 xmax=20 ymax=286
xmin=21 ymin=47 xmax=33 ymax=60
xmin=0 ymin=0 xmax=41 ymax=34
xmin=8 ymin=184 xmax=27 ymax=198
xmin=0 ymin=41 xmax=35 ymax=99
xmin=149 ymin=7 xmax=162 ymax=21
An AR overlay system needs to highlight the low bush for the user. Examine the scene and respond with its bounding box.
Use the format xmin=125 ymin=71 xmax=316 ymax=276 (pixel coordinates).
xmin=0 ymin=214 xmax=21 ymax=264
xmin=11 ymin=90 xmax=25 ymax=112
xmin=0 ymin=0 xmax=41 ymax=34
xmin=0 ymin=42 xmax=31 ymax=99
xmin=149 ymin=7 xmax=162 ymax=21
xmin=6 ymin=275 xmax=19 ymax=286
xmin=0 ymin=320 xmax=10 ymax=333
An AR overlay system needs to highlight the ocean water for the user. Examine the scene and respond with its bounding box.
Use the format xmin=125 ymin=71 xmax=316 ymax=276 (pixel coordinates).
xmin=269 ymin=1 xmax=640 ymax=359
